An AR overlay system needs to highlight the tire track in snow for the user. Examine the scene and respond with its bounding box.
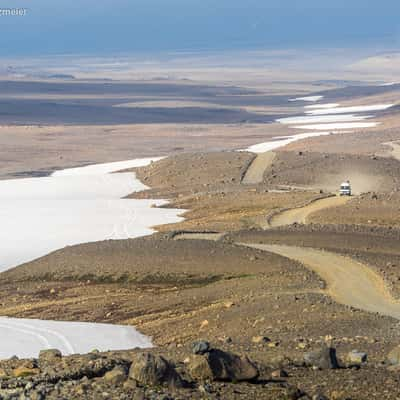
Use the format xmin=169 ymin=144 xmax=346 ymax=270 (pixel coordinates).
xmin=0 ymin=323 xmax=52 ymax=349
xmin=0 ymin=319 xmax=75 ymax=354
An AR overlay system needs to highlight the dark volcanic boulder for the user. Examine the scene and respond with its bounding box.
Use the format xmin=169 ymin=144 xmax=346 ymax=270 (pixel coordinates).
xmin=129 ymin=352 xmax=183 ymax=388
xmin=304 ymin=345 xmax=338 ymax=369
xmin=191 ymin=340 xmax=211 ymax=355
xmin=189 ymin=349 xmax=259 ymax=382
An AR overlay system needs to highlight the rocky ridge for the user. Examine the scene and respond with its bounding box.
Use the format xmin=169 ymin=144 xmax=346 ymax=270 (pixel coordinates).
xmin=0 ymin=340 xmax=399 ymax=399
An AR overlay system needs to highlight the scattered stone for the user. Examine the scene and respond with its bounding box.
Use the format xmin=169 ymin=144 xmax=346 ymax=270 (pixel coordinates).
xmin=104 ymin=366 xmax=127 ymax=385
xmin=198 ymin=382 xmax=213 ymax=394
xmin=252 ymin=336 xmax=270 ymax=344
xmin=286 ymin=386 xmax=306 ymax=400
xmin=188 ymin=348 xmax=259 ymax=382
xmin=271 ymin=369 xmax=288 ymax=378
xmin=330 ymin=390 xmax=347 ymax=400
xmin=39 ymin=349 xmax=62 ymax=364
xmin=191 ymin=340 xmax=210 ymax=355
xmin=387 ymin=344 xmax=400 ymax=365
xmin=347 ymin=350 xmax=367 ymax=366
xmin=129 ymin=352 xmax=183 ymax=388
xmin=200 ymin=320 xmax=209 ymax=330
xmin=304 ymin=345 xmax=338 ymax=369
xmin=312 ymin=394 xmax=329 ymax=400
xmin=270 ymin=355 xmax=293 ymax=368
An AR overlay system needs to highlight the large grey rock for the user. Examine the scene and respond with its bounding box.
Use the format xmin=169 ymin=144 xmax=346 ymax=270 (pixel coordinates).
xmin=304 ymin=345 xmax=338 ymax=369
xmin=129 ymin=352 xmax=183 ymax=388
xmin=38 ymin=349 xmax=62 ymax=364
xmin=188 ymin=349 xmax=259 ymax=382
xmin=191 ymin=340 xmax=210 ymax=355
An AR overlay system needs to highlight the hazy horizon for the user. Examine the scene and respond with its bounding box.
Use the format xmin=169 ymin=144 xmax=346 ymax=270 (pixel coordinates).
xmin=0 ymin=0 xmax=399 ymax=56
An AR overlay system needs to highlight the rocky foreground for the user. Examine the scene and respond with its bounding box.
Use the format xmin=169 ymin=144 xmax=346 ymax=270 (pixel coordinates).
xmin=2 ymin=340 xmax=400 ymax=400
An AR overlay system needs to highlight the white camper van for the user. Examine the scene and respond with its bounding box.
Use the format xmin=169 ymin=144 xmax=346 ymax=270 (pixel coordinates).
xmin=340 ymin=181 xmax=352 ymax=196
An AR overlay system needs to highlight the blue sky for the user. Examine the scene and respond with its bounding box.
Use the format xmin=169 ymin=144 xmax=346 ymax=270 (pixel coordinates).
xmin=0 ymin=0 xmax=399 ymax=55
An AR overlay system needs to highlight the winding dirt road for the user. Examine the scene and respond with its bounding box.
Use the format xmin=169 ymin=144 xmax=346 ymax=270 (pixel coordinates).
xmin=175 ymin=189 xmax=398 ymax=319
xmin=268 ymin=195 xmax=350 ymax=228
xmin=241 ymin=243 xmax=400 ymax=319
xmin=242 ymin=151 xmax=275 ymax=184
xmin=175 ymin=228 xmax=400 ymax=319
